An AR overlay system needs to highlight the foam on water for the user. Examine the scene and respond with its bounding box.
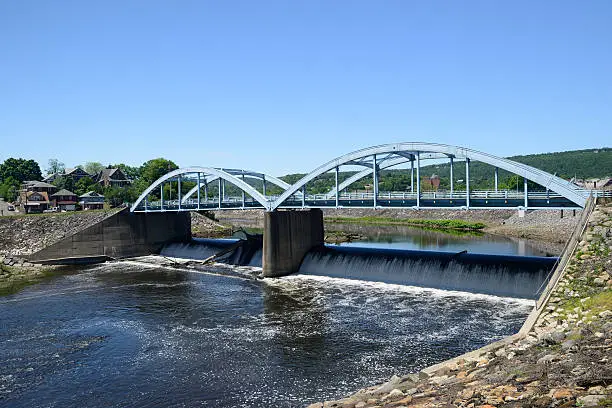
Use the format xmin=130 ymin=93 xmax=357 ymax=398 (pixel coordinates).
xmin=270 ymin=274 xmax=535 ymax=304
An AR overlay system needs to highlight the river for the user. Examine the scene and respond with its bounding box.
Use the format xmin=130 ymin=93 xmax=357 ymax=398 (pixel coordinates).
xmin=0 ymin=227 xmax=550 ymax=407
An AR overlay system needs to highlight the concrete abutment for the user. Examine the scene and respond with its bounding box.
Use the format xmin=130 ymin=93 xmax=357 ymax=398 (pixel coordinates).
xmin=262 ymin=209 xmax=324 ymax=277
xmin=29 ymin=208 xmax=192 ymax=263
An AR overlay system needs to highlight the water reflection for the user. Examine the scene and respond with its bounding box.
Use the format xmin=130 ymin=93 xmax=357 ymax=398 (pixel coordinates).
xmin=327 ymin=223 xmax=560 ymax=256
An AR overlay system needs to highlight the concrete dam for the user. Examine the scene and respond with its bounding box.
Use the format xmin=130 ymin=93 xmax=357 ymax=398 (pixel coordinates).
xmin=160 ymin=237 xmax=556 ymax=299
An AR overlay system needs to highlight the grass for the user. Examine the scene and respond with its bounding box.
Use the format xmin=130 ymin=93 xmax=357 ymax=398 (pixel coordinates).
xmin=556 ymin=286 xmax=612 ymax=322
xmin=324 ymin=216 xmax=487 ymax=231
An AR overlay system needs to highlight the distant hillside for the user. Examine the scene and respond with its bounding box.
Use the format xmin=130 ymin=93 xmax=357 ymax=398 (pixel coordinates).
xmin=275 ymin=147 xmax=612 ymax=194
xmin=505 ymin=148 xmax=612 ymax=179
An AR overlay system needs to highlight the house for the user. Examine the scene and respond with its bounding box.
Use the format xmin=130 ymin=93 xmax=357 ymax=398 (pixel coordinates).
xmin=96 ymin=168 xmax=131 ymax=188
xmin=79 ymin=191 xmax=105 ymax=210
xmin=17 ymin=181 xmax=57 ymax=212
xmin=51 ymin=189 xmax=78 ymax=211
xmin=21 ymin=181 xmax=57 ymax=194
xmin=44 ymin=167 xmax=92 ymax=183
xmin=572 ymin=178 xmax=612 ymax=190
xmin=22 ymin=191 xmax=51 ymax=213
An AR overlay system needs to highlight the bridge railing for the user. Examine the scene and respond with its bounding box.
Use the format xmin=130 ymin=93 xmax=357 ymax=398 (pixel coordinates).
xmin=132 ymin=189 xmax=608 ymax=211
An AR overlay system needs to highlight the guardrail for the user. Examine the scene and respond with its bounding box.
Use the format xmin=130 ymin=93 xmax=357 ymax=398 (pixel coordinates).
xmin=134 ymin=189 xmax=610 ymax=211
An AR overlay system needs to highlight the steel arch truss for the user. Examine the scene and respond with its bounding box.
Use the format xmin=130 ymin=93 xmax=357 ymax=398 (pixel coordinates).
xmin=131 ymin=167 xmax=271 ymax=212
xmin=270 ymin=142 xmax=587 ymax=210
xmin=179 ymin=169 xmax=292 ymax=205
xmin=131 ymin=143 xmax=589 ymax=213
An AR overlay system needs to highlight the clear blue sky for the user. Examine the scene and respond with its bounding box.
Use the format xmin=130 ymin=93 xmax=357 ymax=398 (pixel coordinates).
xmin=1 ymin=1 xmax=610 ymax=176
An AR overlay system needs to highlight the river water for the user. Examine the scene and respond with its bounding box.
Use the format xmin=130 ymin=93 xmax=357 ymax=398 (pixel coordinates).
xmin=0 ymin=228 xmax=547 ymax=407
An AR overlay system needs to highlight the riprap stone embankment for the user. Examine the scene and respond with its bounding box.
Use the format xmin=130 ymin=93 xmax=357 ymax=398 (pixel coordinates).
xmin=0 ymin=209 xmax=120 ymax=257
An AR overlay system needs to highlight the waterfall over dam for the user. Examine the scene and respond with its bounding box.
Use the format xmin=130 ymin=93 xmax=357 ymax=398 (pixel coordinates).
xmin=160 ymin=238 xmax=556 ymax=299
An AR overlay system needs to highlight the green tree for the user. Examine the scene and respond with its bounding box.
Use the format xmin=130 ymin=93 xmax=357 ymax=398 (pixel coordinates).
xmin=74 ymin=176 xmax=101 ymax=196
xmin=84 ymin=162 xmax=104 ymax=176
xmin=112 ymin=163 xmax=141 ymax=180
xmin=47 ymin=158 xmax=65 ymax=176
xmin=0 ymin=158 xmax=42 ymax=182
xmin=129 ymin=178 xmax=150 ymax=197
xmin=53 ymin=175 xmax=75 ymax=192
xmin=140 ymin=158 xmax=178 ymax=183
xmin=0 ymin=176 xmax=20 ymax=201
xmin=104 ymin=186 xmax=138 ymax=207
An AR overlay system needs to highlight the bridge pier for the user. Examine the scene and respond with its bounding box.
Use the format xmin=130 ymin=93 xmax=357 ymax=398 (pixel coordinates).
xmin=262 ymin=209 xmax=324 ymax=277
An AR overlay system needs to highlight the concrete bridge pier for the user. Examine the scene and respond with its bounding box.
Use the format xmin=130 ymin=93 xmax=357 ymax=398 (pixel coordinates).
xmin=262 ymin=209 xmax=324 ymax=277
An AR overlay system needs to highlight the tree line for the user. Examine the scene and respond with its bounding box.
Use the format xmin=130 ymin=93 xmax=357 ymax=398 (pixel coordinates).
xmin=0 ymin=157 xmax=179 ymax=205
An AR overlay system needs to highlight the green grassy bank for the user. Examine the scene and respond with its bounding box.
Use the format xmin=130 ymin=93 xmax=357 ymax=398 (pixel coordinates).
xmin=324 ymin=216 xmax=486 ymax=231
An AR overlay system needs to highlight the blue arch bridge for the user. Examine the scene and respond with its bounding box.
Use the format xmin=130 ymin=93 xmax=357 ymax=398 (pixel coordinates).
xmin=129 ymin=142 xmax=603 ymax=277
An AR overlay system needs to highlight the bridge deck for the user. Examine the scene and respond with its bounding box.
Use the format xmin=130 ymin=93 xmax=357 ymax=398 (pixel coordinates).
xmin=132 ymin=190 xmax=591 ymax=212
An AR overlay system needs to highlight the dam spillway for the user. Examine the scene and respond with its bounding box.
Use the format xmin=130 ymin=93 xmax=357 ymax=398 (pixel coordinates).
xmin=160 ymin=238 xmax=556 ymax=299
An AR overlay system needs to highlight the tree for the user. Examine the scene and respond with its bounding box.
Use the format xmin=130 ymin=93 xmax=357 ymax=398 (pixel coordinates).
xmin=84 ymin=162 xmax=104 ymax=176
xmin=53 ymin=175 xmax=74 ymax=192
xmin=74 ymin=176 xmax=101 ymax=196
xmin=104 ymin=185 xmax=138 ymax=207
xmin=47 ymin=159 xmax=65 ymax=176
xmin=0 ymin=176 xmax=20 ymax=201
xmin=0 ymin=158 xmax=42 ymax=182
xmin=112 ymin=163 xmax=141 ymax=180
xmin=140 ymin=158 xmax=178 ymax=183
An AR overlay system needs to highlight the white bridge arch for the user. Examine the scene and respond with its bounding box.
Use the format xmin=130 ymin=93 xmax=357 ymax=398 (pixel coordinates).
xmin=131 ymin=143 xmax=589 ymax=212
xmin=179 ymin=169 xmax=292 ymax=205
xmin=131 ymin=167 xmax=270 ymax=211
xmin=269 ymin=142 xmax=587 ymax=210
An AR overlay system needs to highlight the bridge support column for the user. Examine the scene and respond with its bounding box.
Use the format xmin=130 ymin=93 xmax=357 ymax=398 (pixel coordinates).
xmin=524 ymin=177 xmax=528 ymax=208
xmin=416 ymin=152 xmax=421 ymax=208
xmin=466 ymin=158 xmax=470 ymax=209
xmin=450 ymin=157 xmax=454 ymax=197
xmin=197 ymin=173 xmax=201 ymax=209
xmin=241 ymin=173 xmax=246 ymax=208
xmin=160 ymin=184 xmax=164 ymax=210
xmin=410 ymin=158 xmax=414 ymax=193
xmin=262 ymin=209 xmax=324 ymax=277
xmin=373 ymin=155 xmax=378 ymax=208
xmin=494 ymin=167 xmax=499 ymax=192
xmin=335 ymin=166 xmax=339 ymax=207
xmin=178 ymin=176 xmax=182 ymax=211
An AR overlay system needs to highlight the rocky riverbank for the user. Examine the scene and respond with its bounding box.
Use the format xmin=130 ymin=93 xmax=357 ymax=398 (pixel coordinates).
xmin=190 ymin=212 xmax=233 ymax=238
xmin=0 ymin=254 xmax=64 ymax=295
xmin=307 ymin=203 xmax=611 ymax=408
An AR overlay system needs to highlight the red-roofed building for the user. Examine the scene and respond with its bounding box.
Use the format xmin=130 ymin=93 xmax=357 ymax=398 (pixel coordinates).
xmin=51 ymin=189 xmax=78 ymax=211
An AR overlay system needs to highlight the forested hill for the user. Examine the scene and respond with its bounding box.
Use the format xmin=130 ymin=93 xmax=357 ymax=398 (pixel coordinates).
xmin=504 ymin=148 xmax=612 ymax=179
xmin=277 ymin=147 xmax=612 ymax=194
